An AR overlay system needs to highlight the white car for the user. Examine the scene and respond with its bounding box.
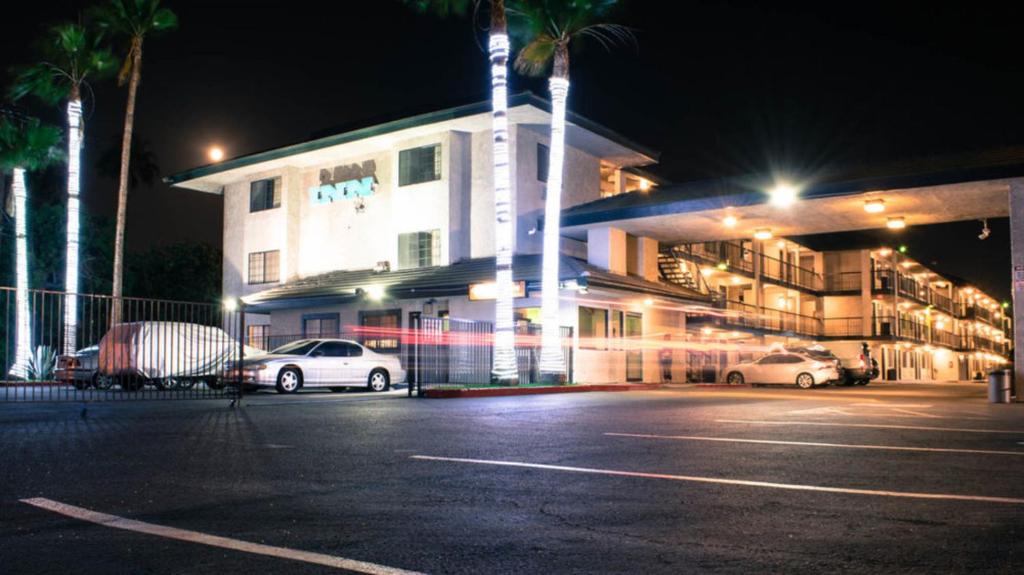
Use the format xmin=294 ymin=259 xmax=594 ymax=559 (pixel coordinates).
xmin=723 ymin=352 xmax=840 ymax=389
xmin=238 ymin=339 xmax=406 ymax=393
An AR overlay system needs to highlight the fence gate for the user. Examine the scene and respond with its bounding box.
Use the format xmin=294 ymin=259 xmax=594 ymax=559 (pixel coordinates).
xmin=409 ymin=315 xmax=574 ymax=396
xmin=0 ymin=287 xmax=244 ymax=403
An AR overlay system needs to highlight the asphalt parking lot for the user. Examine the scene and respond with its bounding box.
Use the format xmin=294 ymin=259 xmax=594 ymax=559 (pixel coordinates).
xmin=2 ymin=382 xmax=1023 ymax=574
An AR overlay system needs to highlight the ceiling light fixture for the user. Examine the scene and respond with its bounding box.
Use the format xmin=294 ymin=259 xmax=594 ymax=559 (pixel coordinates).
xmin=754 ymin=228 xmax=773 ymax=240
xmin=864 ymin=198 xmax=886 ymax=213
xmin=886 ymin=216 xmax=906 ymax=229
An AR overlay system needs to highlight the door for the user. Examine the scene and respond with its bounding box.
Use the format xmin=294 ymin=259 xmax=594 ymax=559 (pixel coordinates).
xmin=625 ymin=313 xmax=643 ymax=382
xmin=308 ymin=341 xmax=350 ymax=384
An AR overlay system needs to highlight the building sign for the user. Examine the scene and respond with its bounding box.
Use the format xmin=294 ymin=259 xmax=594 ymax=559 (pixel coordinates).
xmin=469 ymin=281 xmax=526 ymax=301
xmin=309 ymin=160 xmax=377 ymax=205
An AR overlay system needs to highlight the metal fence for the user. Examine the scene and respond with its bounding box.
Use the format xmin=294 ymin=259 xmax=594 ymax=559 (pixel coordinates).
xmin=409 ymin=316 xmax=574 ymax=395
xmin=0 ymin=287 xmax=243 ymax=403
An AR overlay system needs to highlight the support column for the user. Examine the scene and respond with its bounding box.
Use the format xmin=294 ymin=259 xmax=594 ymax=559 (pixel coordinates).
xmin=752 ymin=241 xmax=764 ymax=311
xmin=587 ymin=227 xmax=627 ymax=275
xmin=1009 ymin=179 xmax=1024 ymax=401
xmin=859 ymin=249 xmax=874 ymax=337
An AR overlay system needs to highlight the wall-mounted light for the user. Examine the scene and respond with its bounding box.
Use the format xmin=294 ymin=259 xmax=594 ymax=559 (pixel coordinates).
xmin=864 ymin=199 xmax=885 ymax=213
xmin=643 ymin=297 xmax=654 ymax=306
xmin=363 ymin=285 xmax=385 ymax=300
xmin=886 ymin=216 xmax=906 ymax=229
xmin=754 ymin=228 xmax=773 ymax=240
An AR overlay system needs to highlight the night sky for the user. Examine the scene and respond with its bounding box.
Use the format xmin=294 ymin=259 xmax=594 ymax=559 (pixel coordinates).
xmin=2 ymin=1 xmax=1023 ymax=300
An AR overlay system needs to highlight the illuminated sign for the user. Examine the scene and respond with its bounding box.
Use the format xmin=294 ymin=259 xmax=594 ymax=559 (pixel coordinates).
xmin=469 ymin=281 xmax=526 ymax=301
xmin=309 ymin=160 xmax=377 ymax=205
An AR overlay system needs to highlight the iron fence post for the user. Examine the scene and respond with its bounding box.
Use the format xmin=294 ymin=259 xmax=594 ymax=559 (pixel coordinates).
xmin=236 ymin=300 xmax=245 ymax=405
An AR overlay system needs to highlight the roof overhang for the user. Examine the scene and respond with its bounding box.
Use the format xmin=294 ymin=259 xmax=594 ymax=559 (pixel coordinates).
xmin=561 ymin=166 xmax=1021 ymax=243
xmin=166 ymin=93 xmax=657 ymax=194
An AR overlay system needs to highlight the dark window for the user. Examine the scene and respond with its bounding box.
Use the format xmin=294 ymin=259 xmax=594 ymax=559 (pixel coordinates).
xmin=537 ymin=143 xmax=549 ymax=182
xmin=314 ymin=341 xmax=361 ymax=357
xmin=779 ymin=355 xmax=804 ymax=364
xmin=399 ymin=144 xmax=441 ymax=186
xmin=271 ymin=340 xmax=320 ymax=356
xmin=579 ymin=306 xmax=608 ymax=350
xmin=360 ymin=309 xmax=401 ymax=353
xmin=758 ymin=355 xmax=781 ymax=364
xmin=303 ymin=314 xmax=339 ymax=339
xmin=249 ymin=178 xmax=281 ymax=212
xmin=248 ymin=250 xmax=280 ymax=284
xmin=398 ymin=230 xmax=440 ymax=269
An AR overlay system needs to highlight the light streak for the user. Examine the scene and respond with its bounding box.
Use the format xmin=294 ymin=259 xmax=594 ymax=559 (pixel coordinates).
xmin=538 ymin=76 xmax=570 ymax=377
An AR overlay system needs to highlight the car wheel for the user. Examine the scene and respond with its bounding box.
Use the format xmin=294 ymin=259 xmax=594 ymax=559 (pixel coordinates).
xmin=367 ymin=369 xmax=390 ymax=392
xmin=276 ymin=368 xmax=302 ymax=394
xmin=92 ymin=373 xmax=113 ymax=390
xmin=796 ymin=373 xmax=815 ymax=389
xmin=726 ymin=371 xmax=745 ymax=385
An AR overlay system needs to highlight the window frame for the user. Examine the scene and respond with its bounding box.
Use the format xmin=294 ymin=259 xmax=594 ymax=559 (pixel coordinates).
xmin=578 ymin=306 xmax=609 ymax=350
xmin=247 ymin=250 xmax=280 ymax=285
xmin=359 ymin=309 xmax=402 ymax=354
xmin=249 ymin=177 xmax=281 ymax=213
xmin=398 ymin=143 xmax=442 ymax=187
xmin=302 ymin=313 xmax=340 ymax=339
xmin=398 ymin=229 xmax=441 ymax=269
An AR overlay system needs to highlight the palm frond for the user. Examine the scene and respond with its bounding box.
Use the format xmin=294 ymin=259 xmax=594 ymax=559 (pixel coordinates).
xmin=0 ymin=116 xmax=65 ymax=172
xmin=513 ymin=35 xmax=557 ymax=76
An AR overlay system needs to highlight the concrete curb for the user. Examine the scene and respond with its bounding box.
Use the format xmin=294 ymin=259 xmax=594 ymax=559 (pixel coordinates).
xmin=423 ymin=384 xmax=658 ymax=398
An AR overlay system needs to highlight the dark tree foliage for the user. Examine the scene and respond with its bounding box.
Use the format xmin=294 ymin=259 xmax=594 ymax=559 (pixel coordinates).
xmin=125 ymin=242 xmax=222 ymax=304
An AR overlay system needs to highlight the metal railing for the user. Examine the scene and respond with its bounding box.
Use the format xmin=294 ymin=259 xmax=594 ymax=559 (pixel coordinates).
xmin=0 ymin=287 xmax=243 ymax=403
xmin=718 ymin=300 xmax=821 ymax=336
xmin=668 ymin=242 xmax=754 ymax=275
xmin=823 ymin=317 xmax=864 ymax=337
xmin=759 ymin=253 xmax=823 ymax=292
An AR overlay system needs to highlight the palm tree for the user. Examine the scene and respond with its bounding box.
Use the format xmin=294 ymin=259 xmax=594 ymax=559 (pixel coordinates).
xmin=90 ymin=0 xmax=176 ymax=323
xmin=0 ymin=114 xmax=64 ymax=378
xmin=406 ymin=0 xmax=519 ymax=383
xmin=9 ymin=22 xmax=114 ymax=354
xmin=511 ymin=0 xmax=633 ymax=380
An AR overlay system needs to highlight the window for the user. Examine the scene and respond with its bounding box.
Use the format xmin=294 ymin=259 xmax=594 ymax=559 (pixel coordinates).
xmin=248 ymin=250 xmax=280 ymax=284
xmin=399 ymin=144 xmax=441 ymax=186
xmin=779 ymin=355 xmax=804 ymax=364
xmin=579 ymin=306 xmax=608 ymax=350
xmin=314 ymin=341 xmax=362 ymax=357
xmin=249 ymin=178 xmax=281 ymax=212
xmin=303 ymin=313 xmax=339 ymax=339
xmin=609 ymin=310 xmax=623 ymax=351
xmin=398 ymin=230 xmax=440 ymax=269
xmin=247 ymin=325 xmax=269 ymax=351
xmin=360 ymin=309 xmax=401 ymax=353
xmin=271 ymin=339 xmax=320 ymax=356
xmin=537 ymin=143 xmax=549 ymax=182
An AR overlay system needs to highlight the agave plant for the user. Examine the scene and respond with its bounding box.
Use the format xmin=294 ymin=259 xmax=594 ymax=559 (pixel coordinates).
xmin=27 ymin=345 xmax=58 ymax=381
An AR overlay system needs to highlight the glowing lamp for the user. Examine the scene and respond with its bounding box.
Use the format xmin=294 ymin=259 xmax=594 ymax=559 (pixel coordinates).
xmin=768 ymin=183 xmax=798 ymax=207
xmin=886 ymin=217 xmax=906 ymax=229
xmin=723 ymin=215 xmax=738 ymax=228
xmin=877 ymin=247 xmax=892 ymax=257
xmin=208 ymin=146 xmax=225 ymax=162
xmin=363 ymin=285 xmax=385 ymax=301
xmin=643 ymin=297 xmax=654 ymax=307
xmin=864 ymin=199 xmax=886 ymax=213
xmin=754 ymin=228 xmax=773 ymax=240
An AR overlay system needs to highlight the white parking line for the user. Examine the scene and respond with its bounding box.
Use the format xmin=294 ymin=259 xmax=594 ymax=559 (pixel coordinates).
xmin=20 ymin=498 xmax=423 ymax=575
xmin=410 ymin=456 xmax=1024 ymax=504
xmin=604 ymin=432 xmax=1024 ymax=456
xmin=715 ymin=419 xmax=1024 ymax=434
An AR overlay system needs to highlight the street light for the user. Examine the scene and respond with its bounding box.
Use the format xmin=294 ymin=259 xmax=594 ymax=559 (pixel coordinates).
xmin=768 ymin=182 xmax=798 ymax=207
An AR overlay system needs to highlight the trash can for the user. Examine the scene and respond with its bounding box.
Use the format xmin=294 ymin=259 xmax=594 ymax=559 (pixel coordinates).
xmin=988 ymin=369 xmax=1012 ymax=403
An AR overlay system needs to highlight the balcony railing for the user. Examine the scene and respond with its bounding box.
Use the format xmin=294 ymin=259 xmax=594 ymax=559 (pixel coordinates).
xmin=962 ymin=305 xmax=996 ymax=325
xmin=670 ymin=242 xmax=754 ymax=275
xmin=931 ymin=291 xmax=953 ymax=313
xmin=824 ymin=272 xmax=861 ymax=292
xmin=823 ymin=317 xmax=864 ymax=337
xmin=718 ymin=300 xmax=821 ymax=336
xmin=930 ymin=329 xmax=958 ymax=348
xmin=759 ymin=253 xmax=822 ymax=292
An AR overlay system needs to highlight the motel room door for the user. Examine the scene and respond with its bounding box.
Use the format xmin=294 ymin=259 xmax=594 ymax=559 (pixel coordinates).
xmin=625 ymin=313 xmax=643 ymax=382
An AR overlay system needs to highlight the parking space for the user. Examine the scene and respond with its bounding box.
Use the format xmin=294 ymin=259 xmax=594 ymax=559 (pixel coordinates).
xmin=2 ymin=383 xmax=1022 ymax=573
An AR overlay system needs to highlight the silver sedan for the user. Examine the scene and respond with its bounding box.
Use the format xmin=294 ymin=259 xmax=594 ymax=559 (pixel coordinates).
xmin=723 ymin=353 xmax=840 ymax=388
xmin=238 ymin=339 xmax=406 ymax=394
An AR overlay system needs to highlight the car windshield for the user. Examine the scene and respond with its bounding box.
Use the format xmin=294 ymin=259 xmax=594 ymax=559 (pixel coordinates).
xmin=270 ymin=340 xmax=321 ymax=356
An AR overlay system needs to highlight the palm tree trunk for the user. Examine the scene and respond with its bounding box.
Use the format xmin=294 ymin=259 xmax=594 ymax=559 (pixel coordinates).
xmin=11 ymin=167 xmax=31 ymax=378
xmin=111 ymin=37 xmax=142 ymax=325
xmin=63 ymin=97 xmax=82 ymax=354
xmin=538 ymin=45 xmax=570 ymax=379
xmin=490 ymin=0 xmax=518 ymax=383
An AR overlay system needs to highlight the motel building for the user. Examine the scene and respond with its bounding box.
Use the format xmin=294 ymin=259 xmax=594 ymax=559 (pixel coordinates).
xmin=168 ymin=94 xmax=1018 ymax=386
